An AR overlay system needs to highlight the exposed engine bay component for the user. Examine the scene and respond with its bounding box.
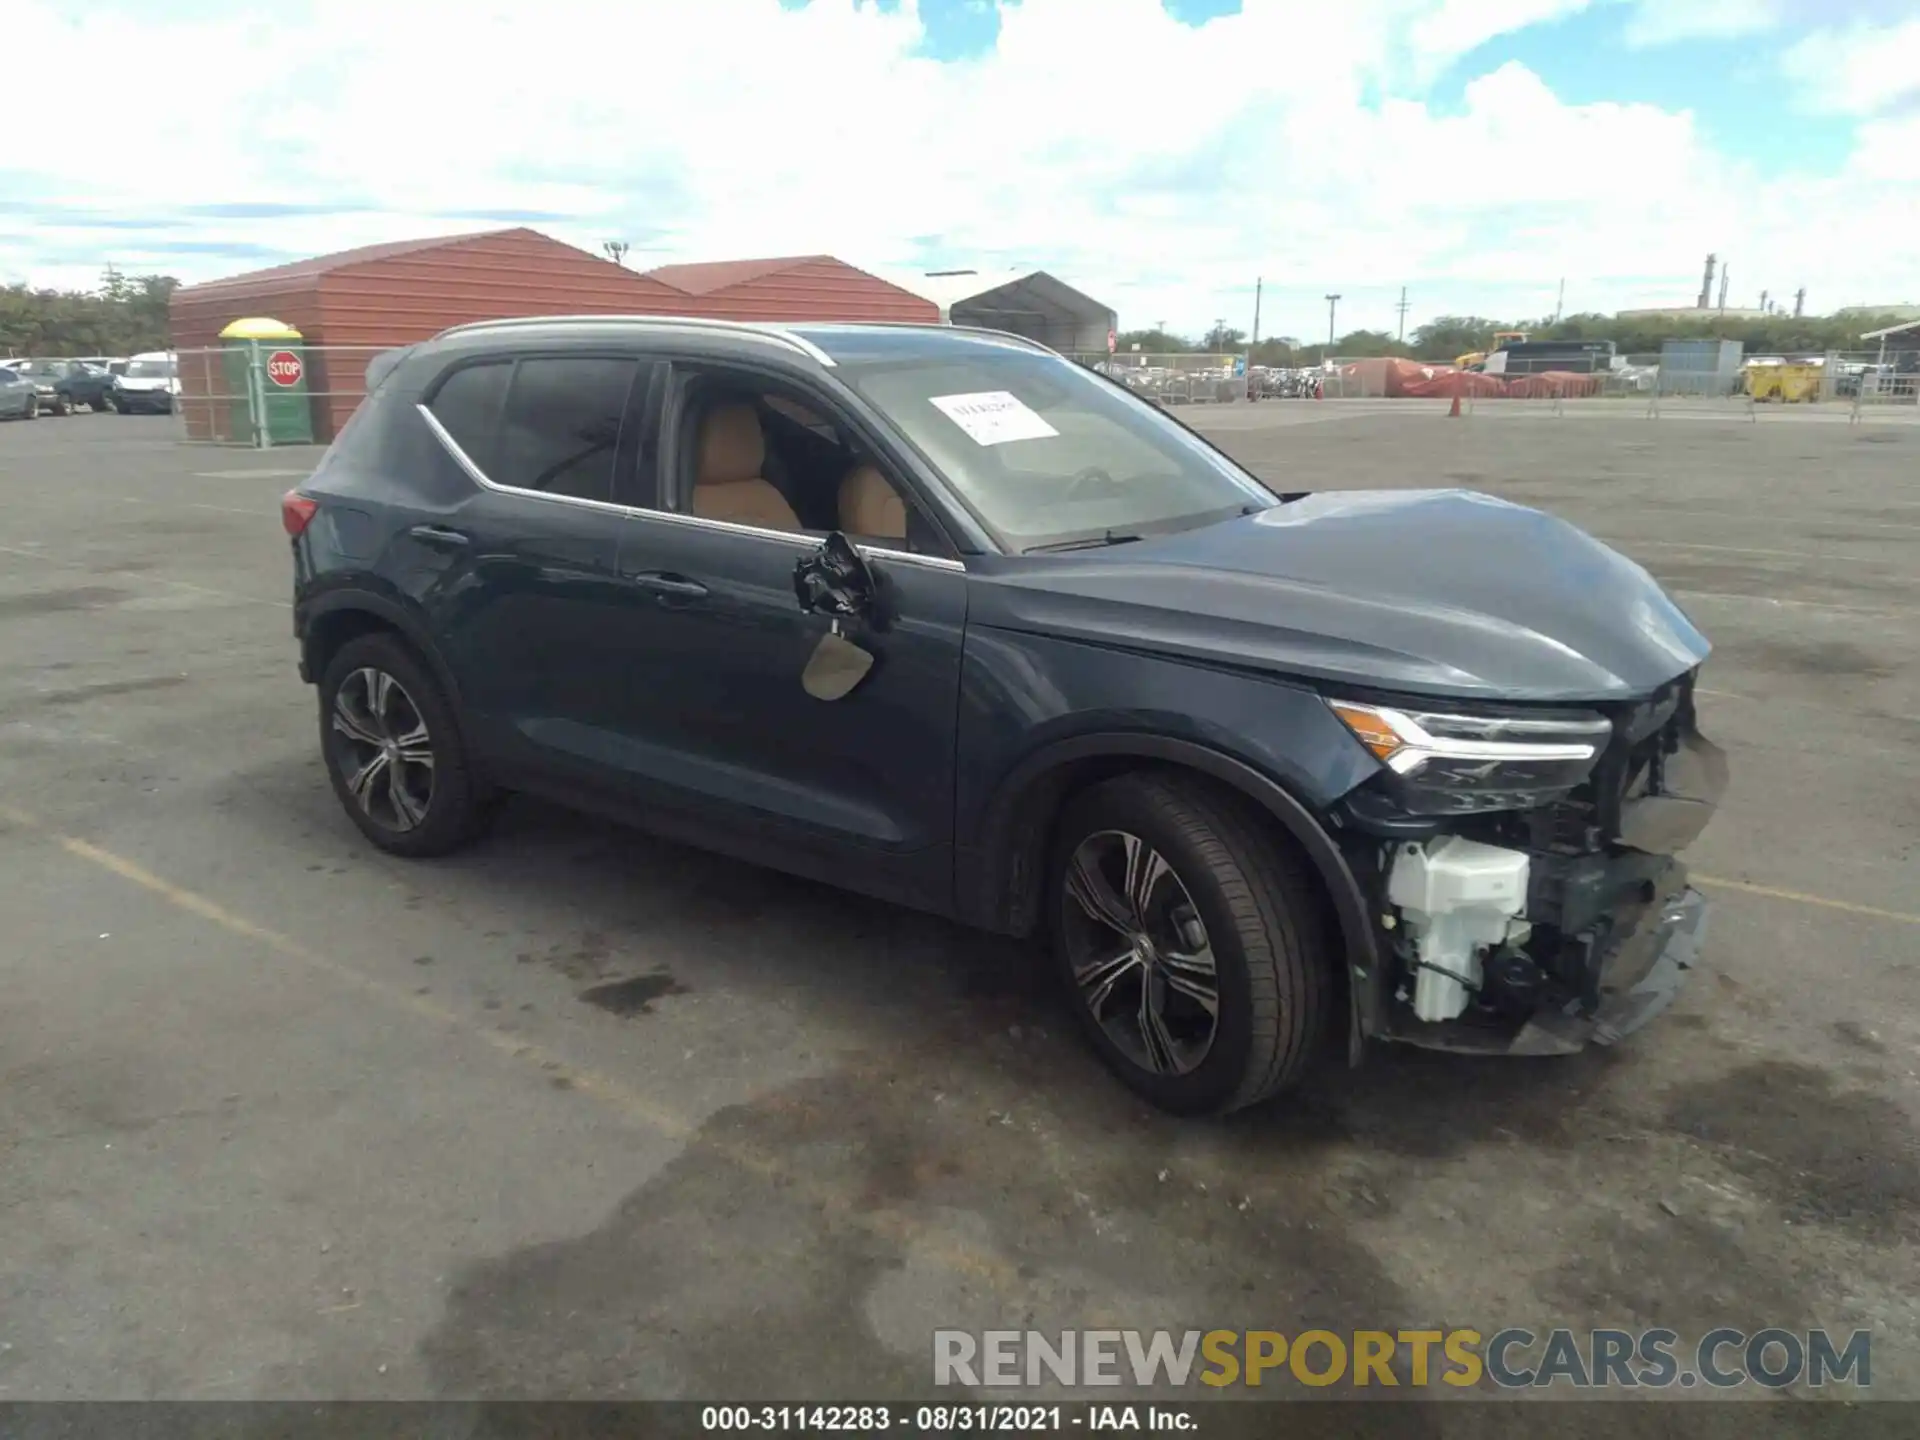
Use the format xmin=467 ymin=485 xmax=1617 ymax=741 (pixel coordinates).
xmin=1385 ymin=836 xmax=1531 ymax=1023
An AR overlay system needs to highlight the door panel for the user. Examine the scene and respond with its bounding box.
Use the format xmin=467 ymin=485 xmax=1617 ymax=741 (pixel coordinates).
xmin=427 ymin=490 xmax=633 ymax=784
xmin=418 ymin=353 xmax=656 ymax=787
xmin=608 ymin=514 xmax=969 ymax=911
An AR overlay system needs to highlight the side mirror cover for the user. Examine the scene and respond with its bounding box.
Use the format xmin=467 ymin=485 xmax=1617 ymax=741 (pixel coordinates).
xmin=793 ymin=531 xmax=881 ymax=624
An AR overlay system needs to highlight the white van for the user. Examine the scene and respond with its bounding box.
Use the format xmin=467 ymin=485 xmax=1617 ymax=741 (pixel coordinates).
xmin=111 ymin=351 xmax=180 ymax=414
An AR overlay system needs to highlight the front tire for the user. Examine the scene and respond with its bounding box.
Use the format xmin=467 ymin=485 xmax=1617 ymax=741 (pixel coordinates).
xmin=318 ymin=633 xmax=488 ymax=858
xmin=1048 ymin=772 xmax=1333 ymax=1115
xmin=22 ymin=395 xmax=37 ymax=420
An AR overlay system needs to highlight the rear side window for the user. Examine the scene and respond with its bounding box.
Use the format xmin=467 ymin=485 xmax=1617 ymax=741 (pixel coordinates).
xmin=430 ymin=361 xmax=512 ymax=474
xmin=494 ymin=357 xmax=638 ymax=503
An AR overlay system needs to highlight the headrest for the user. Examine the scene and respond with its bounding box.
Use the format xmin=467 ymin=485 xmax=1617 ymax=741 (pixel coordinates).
xmin=840 ymin=465 xmax=907 ymax=538
xmin=698 ymin=402 xmax=765 ymax=485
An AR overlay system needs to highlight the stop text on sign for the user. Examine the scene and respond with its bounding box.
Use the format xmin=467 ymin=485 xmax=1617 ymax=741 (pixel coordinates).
xmin=266 ymin=350 xmax=303 ymax=387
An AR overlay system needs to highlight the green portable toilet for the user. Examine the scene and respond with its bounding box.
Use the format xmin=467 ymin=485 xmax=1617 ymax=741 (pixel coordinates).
xmin=219 ymin=316 xmax=314 ymax=446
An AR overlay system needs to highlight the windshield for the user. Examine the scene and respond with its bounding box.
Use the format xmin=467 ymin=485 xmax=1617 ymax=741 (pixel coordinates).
xmin=839 ymin=349 xmax=1274 ymax=551
xmin=126 ymin=359 xmax=176 ymax=378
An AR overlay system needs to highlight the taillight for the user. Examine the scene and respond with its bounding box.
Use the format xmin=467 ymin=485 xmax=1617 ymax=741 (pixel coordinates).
xmin=281 ymin=491 xmax=319 ymax=537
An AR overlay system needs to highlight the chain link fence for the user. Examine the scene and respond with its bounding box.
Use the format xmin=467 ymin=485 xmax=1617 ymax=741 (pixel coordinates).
xmin=174 ymin=344 xmax=383 ymax=447
xmin=1069 ymin=352 xmax=1249 ymax=405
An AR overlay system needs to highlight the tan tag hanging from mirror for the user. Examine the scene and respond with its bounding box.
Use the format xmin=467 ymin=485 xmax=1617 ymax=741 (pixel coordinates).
xmin=802 ymin=625 xmax=875 ymax=701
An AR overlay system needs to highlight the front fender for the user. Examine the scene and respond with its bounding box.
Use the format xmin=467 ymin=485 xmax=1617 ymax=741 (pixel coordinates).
xmin=957 ymin=730 xmax=1381 ymax=1066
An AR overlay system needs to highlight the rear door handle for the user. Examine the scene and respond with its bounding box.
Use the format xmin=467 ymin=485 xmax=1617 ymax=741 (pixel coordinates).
xmin=630 ymin=571 xmax=709 ymax=601
xmin=408 ymin=524 xmax=470 ymax=551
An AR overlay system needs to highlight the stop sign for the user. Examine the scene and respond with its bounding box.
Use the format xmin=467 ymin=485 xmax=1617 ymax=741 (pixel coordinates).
xmin=266 ymin=349 xmax=303 ymax=387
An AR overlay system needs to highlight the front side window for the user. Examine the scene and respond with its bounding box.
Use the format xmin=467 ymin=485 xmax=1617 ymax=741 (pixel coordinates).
xmin=838 ymin=348 xmax=1275 ymax=552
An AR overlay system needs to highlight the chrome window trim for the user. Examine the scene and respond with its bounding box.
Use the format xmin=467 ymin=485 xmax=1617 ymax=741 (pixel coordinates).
xmin=416 ymin=402 xmax=965 ymax=573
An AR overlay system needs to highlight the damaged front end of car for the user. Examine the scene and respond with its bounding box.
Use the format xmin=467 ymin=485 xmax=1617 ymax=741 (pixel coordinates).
xmin=1326 ymin=669 xmax=1728 ymax=1057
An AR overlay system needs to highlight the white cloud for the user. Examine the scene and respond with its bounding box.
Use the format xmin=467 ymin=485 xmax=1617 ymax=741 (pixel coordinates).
xmin=1780 ymin=16 xmax=1920 ymax=115
xmin=1619 ymin=0 xmax=1791 ymax=47
xmin=1 ymin=0 xmax=1918 ymax=335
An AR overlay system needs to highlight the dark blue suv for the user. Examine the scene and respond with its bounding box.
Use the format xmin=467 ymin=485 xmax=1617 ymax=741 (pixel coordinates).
xmin=284 ymin=317 xmax=1725 ymax=1113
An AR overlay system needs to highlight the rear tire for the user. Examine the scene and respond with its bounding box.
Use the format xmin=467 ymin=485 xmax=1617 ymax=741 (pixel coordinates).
xmin=22 ymin=396 xmax=37 ymax=420
xmin=1048 ymin=771 xmax=1333 ymax=1115
xmin=318 ymin=633 xmax=490 ymax=858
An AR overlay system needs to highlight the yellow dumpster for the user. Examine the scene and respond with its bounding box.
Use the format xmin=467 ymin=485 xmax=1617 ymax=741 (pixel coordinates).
xmin=1747 ymin=362 xmax=1821 ymax=402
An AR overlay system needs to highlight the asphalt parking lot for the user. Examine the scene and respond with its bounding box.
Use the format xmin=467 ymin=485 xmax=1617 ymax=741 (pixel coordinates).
xmin=1 ymin=402 xmax=1916 ymax=1412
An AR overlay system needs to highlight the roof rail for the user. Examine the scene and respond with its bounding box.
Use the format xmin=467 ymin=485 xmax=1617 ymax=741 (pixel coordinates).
xmin=432 ymin=314 xmax=836 ymax=366
xmin=788 ymin=318 xmax=1061 ymax=358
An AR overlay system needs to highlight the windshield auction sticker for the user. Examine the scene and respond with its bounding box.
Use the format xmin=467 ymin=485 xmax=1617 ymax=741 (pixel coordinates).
xmin=929 ymin=390 xmax=1060 ymax=445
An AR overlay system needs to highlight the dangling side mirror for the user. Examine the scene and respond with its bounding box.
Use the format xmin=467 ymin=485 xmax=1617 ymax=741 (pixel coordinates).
xmin=793 ymin=531 xmax=876 ymax=623
xmin=795 ymin=533 xmax=882 ymax=702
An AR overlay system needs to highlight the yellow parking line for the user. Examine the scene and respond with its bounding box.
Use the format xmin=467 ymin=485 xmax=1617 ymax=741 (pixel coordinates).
xmin=1695 ymin=874 xmax=1919 ymax=926
xmin=0 ymin=803 xmax=1018 ymax=1287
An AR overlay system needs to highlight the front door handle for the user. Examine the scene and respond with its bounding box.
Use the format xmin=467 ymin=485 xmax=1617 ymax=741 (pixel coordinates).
xmin=408 ymin=524 xmax=470 ymax=551
xmin=630 ymin=571 xmax=709 ymax=601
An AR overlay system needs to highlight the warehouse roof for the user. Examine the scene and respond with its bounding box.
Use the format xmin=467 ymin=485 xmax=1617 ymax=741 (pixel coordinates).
xmin=174 ymin=229 xmax=525 ymax=297
xmin=900 ymin=268 xmax=1112 ymax=325
xmin=644 ymin=255 xmax=838 ymax=295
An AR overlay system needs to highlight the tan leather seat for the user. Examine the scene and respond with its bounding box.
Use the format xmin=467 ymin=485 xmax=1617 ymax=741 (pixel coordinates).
xmin=838 ymin=464 xmax=907 ymax=540
xmin=691 ymin=403 xmax=802 ymax=531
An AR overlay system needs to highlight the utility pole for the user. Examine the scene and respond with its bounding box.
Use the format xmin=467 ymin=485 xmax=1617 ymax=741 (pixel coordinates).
xmin=1251 ymin=277 xmax=1263 ymax=347
xmin=1717 ymin=266 xmax=1730 ymax=313
xmin=1794 ymin=287 xmax=1806 ymax=318
xmin=1324 ymin=294 xmax=1341 ymax=352
xmin=1554 ymin=278 xmax=1565 ymax=323
xmin=1394 ymin=286 xmax=1409 ymax=343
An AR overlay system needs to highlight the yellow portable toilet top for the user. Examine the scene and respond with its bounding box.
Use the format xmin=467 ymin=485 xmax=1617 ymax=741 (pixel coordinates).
xmin=218 ymin=316 xmax=303 ymax=341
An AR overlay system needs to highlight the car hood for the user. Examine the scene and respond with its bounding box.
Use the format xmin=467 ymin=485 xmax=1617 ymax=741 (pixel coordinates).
xmin=965 ymin=490 xmax=1710 ymax=702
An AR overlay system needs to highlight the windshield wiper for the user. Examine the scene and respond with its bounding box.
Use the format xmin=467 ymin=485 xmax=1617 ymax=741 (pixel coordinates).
xmin=1025 ymin=530 xmax=1144 ymax=554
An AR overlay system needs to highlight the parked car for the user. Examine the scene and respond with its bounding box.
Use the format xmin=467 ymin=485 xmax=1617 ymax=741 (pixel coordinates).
xmin=0 ymin=364 xmax=40 ymax=419
xmin=6 ymin=358 xmax=84 ymax=415
xmin=285 ymin=317 xmax=1724 ymax=1115
xmin=55 ymin=359 xmax=118 ymax=412
xmin=110 ymin=351 xmax=179 ymax=413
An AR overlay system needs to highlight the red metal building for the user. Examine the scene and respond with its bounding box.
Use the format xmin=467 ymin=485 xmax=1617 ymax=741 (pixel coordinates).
xmin=170 ymin=233 xmax=940 ymax=441
xmin=169 ymin=228 xmax=686 ymax=440
xmin=640 ymin=255 xmax=938 ymax=324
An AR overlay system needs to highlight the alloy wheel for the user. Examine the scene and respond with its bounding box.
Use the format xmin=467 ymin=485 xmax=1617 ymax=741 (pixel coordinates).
xmin=1061 ymin=829 xmax=1220 ymax=1075
xmin=330 ymin=667 xmax=436 ymax=832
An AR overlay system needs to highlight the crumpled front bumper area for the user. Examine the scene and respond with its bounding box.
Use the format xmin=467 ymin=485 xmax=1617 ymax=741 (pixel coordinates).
xmin=1508 ymin=883 xmax=1709 ymax=1056
xmin=1380 ymin=875 xmax=1710 ymax=1058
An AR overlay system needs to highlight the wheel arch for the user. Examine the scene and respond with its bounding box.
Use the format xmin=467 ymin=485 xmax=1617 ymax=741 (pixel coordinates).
xmin=958 ymin=733 xmax=1377 ymax=1063
xmin=300 ymin=589 xmax=466 ymax=715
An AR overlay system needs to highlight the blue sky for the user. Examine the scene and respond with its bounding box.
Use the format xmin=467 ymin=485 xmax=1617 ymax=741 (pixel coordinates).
xmin=4 ymin=0 xmax=1918 ymax=338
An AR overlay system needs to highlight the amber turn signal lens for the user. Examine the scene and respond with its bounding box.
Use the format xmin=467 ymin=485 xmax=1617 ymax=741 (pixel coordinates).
xmin=1328 ymin=702 xmax=1403 ymax=762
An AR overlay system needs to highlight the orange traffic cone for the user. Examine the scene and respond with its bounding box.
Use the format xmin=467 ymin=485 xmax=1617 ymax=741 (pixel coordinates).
xmin=1448 ymin=392 xmax=1462 ymax=418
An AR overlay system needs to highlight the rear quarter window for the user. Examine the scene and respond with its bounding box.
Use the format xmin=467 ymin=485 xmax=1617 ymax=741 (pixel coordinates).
xmin=428 ymin=361 xmax=512 ymax=475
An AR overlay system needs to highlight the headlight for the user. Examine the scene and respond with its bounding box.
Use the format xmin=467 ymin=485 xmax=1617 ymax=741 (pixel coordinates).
xmin=1328 ymin=698 xmax=1612 ymax=815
